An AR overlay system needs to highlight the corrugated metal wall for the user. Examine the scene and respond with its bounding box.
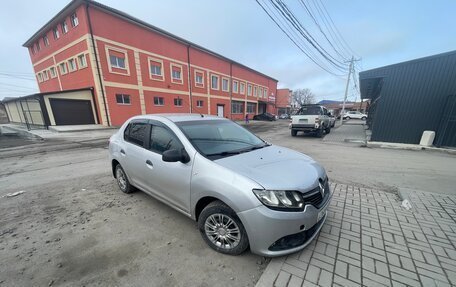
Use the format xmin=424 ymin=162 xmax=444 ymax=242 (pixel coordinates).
xmin=360 ymin=51 xmax=456 ymax=145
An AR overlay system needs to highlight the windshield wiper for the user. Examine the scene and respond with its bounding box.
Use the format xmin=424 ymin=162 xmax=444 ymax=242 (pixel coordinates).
xmin=206 ymin=150 xmax=243 ymax=157
xmin=243 ymin=143 xmax=271 ymax=152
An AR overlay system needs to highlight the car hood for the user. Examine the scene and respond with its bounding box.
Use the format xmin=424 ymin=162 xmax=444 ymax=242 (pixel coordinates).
xmin=215 ymin=145 xmax=325 ymax=192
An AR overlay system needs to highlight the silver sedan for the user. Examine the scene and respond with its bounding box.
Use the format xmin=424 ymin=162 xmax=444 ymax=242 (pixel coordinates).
xmin=109 ymin=114 xmax=332 ymax=257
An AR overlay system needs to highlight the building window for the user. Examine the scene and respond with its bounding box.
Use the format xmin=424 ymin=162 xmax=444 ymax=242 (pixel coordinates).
xmin=174 ymin=98 xmax=183 ymax=107
xmin=240 ymin=82 xmax=245 ymax=94
xmin=170 ymin=64 xmax=182 ymax=83
xmin=222 ymin=78 xmax=229 ymax=92
xmin=254 ymin=86 xmax=258 ymax=97
xmin=247 ymin=84 xmax=252 ymax=96
xmin=35 ymin=42 xmax=40 ymax=52
xmin=247 ymin=103 xmax=256 ymax=113
xmin=30 ymin=46 xmax=36 ymax=55
xmin=43 ymin=36 xmax=49 ymax=47
xmin=194 ymin=70 xmax=204 ymax=87
xmin=231 ymin=101 xmax=244 ymax=114
xmin=59 ymin=62 xmax=67 ymax=75
xmin=211 ymin=75 xmax=219 ymax=90
xmin=77 ymin=54 xmax=87 ymax=68
xmin=70 ymin=13 xmax=79 ymax=27
xmin=233 ymin=81 xmax=239 ymax=93
xmin=259 ymin=87 xmax=263 ymax=98
xmin=53 ymin=27 xmax=60 ymax=39
xmin=116 ymin=94 xmax=131 ymax=105
xmin=264 ymin=89 xmax=268 ymax=98
xmin=68 ymin=58 xmax=77 ymax=72
xmin=42 ymin=70 xmax=49 ymax=81
xmin=49 ymin=67 xmax=56 ymax=78
xmin=154 ymin=97 xmax=164 ymax=106
xmin=110 ymin=55 xmax=126 ymax=69
xmin=196 ymin=100 xmax=204 ymax=107
xmin=61 ymin=21 xmax=68 ymax=34
xmin=37 ymin=73 xmax=43 ymax=82
xmin=150 ymin=62 xmax=162 ymax=76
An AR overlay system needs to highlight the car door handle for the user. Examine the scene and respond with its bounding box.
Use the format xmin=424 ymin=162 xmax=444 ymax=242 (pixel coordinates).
xmin=145 ymin=160 xmax=153 ymax=169
xmin=120 ymin=149 xmax=126 ymax=156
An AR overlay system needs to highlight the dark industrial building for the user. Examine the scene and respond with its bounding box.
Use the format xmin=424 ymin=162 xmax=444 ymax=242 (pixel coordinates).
xmin=360 ymin=50 xmax=456 ymax=147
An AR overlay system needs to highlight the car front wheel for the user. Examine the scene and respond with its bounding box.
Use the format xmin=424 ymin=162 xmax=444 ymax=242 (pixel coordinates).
xmin=361 ymin=116 xmax=367 ymax=120
xmin=115 ymin=164 xmax=135 ymax=194
xmin=198 ymin=201 xmax=249 ymax=255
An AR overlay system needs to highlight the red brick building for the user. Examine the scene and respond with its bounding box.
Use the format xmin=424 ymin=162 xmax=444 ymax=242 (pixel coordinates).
xmin=24 ymin=0 xmax=278 ymax=126
xmin=276 ymin=88 xmax=292 ymax=115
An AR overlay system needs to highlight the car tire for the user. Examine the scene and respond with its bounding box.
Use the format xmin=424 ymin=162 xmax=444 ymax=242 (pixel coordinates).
xmin=291 ymin=129 xmax=298 ymax=136
xmin=345 ymin=116 xmax=351 ymax=120
xmin=325 ymin=125 xmax=331 ymax=134
xmin=361 ymin=116 xmax=367 ymax=120
xmin=198 ymin=200 xmax=249 ymax=256
xmin=115 ymin=164 xmax=135 ymax=194
xmin=315 ymin=128 xmax=323 ymax=138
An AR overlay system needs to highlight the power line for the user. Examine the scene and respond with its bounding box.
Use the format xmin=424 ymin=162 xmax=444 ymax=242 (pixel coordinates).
xmin=256 ymin=0 xmax=345 ymax=76
xmin=0 ymin=73 xmax=36 ymax=81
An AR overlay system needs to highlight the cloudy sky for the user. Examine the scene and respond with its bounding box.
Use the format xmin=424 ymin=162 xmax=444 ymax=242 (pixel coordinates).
xmin=1 ymin=0 xmax=455 ymax=101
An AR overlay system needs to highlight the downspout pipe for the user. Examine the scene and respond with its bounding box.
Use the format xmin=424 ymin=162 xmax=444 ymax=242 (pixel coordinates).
xmin=187 ymin=45 xmax=193 ymax=113
xmin=86 ymin=3 xmax=110 ymax=126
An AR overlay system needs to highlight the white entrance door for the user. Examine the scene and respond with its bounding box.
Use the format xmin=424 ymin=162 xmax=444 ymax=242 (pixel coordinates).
xmin=217 ymin=105 xmax=224 ymax=117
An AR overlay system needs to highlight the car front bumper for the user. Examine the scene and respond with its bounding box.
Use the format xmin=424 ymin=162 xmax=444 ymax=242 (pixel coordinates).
xmin=237 ymin=187 xmax=332 ymax=257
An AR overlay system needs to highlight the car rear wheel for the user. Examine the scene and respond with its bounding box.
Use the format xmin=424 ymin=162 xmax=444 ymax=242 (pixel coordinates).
xmin=115 ymin=164 xmax=135 ymax=194
xmin=291 ymin=129 xmax=297 ymax=136
xmin=198 ymin=201 xmax=249 ymax=255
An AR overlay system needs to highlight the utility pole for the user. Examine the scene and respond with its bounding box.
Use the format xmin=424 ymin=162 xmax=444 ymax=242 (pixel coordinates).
xmin=340 ymin=56 xmax=358 ymax=125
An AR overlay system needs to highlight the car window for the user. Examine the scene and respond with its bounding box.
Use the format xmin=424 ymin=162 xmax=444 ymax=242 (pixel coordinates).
xmin=125 ymin=122 xmax=147 ymax=146
xmin=149 ymin=125 xmax=183 ymax=154
xmin=297 ymin=106 xmax=321 ymax=115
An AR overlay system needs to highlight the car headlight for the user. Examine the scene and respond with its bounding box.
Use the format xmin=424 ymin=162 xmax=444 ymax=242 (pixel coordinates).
xmin=253 ymin=189 xmax=304 ymax=211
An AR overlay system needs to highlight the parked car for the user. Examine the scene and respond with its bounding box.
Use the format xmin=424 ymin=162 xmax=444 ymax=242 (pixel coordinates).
xmin=109 ymin=114 xmax=332 ymax=257
xmin=343 ymin=111 xmax=367 ymax=120
xmin=290 ymin=105 xmax=331 ymax=137
xmin=279 ymin=113 xmax=290 ymax=119
xmin=253 ymin=112 xmax=277 ymax=121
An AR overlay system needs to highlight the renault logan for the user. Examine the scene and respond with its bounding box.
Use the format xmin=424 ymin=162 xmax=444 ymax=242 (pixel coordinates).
xmin=109 ymin=114 xmax=332 ymax=256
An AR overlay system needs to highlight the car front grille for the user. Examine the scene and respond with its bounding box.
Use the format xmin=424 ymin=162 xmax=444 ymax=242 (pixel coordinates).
xmin=301 ymin=179 xmax=329 ymax=208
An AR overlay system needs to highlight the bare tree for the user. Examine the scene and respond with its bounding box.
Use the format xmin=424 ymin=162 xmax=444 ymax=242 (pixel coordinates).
xmin=292 ymin=89 xmax=316 ymax=107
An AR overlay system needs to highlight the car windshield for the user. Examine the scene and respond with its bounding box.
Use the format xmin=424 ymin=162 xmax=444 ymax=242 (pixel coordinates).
xmin=176 ymin=119 xmax=268 ymax=159
xmin=297 ymin=106 xmax=320 ymax=115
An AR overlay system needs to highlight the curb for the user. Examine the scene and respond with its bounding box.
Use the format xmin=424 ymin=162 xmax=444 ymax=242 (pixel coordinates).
xmin=255 ymin=257 xmax=285 ymax=287
xmin=366 ymin=141 xmax=456 ymax=155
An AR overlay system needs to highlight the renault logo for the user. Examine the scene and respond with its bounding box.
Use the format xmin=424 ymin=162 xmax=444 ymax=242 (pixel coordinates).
xmin=319 ymin=182 xmax=325 ymax=196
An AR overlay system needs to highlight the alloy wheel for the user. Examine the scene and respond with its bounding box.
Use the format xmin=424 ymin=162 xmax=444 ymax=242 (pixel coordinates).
xmin=204 ymin=213 xmax=241 ymax=250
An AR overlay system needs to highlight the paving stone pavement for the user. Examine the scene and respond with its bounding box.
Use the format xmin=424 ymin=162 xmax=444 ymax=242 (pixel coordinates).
xmin=323 ymin=122 xmax=366 ymax=143
xmin=256 ymin=183 xmax=456 ymax=287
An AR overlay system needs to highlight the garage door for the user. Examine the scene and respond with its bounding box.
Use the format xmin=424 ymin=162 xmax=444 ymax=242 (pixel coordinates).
xmin=49 ymin=98 xmax=95 ymax=125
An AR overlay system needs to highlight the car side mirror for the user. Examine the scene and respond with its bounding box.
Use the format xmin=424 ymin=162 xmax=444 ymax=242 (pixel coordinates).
xmin=162 ymin=148 xmax=190 ymax=163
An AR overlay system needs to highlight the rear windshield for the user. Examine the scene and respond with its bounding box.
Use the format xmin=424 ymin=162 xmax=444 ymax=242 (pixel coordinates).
xmin=297 ymin=106 xmax=321 ymax=115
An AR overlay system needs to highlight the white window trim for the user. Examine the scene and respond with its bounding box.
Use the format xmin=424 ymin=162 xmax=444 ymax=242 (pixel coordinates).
xmin=196 ymin=100 xmax=204 ymax=107
xmin=221 ymin=77 xmax=230 ymax=92
xmin=240 ymin=82 xmax=245 ymax=95
xmin=247 ymin=84 xmax=252 ymax=96
xmin=61 ymin=21 xmax=68 ymax=34
xmin=194 ymin=69 xmax=205 ymax=88
xmin=77 ymin=53 xmax=88 ymax=69
xmin=154 ymin=97 xmax=165 ymax=106
xmin=105 ymin=45 xmax=130 ymax=76
xmin=49 ymin=67 xmax=57 ymax=78
xmin=170 ymin=63 xmax=183 ymax=84
xmin=264 ymin=88 xmax=268 ymax=99
xmin=174 ymin=98 xmax=183 ymax=107
xmin=211 ymin=74 xmax=220 ymax=90
xmin=37 ymin=72 xmax=43 ymax=83
xmin=116 ymin=94 xmax=131 ymax=105
xmin=53 ymin=27 xmax=60 ymax=39
xmin=43 ymin=36 xmax=49 ymax=47
xmin=71 ymin=13 xmax=79 ymax=27
xmin=259 ymin=87 xmax=263 ymax=98
xmin=254 ymin=86 xmax=258 ymax=98
xmin=68 ymin=58 xmax=78 ymax=72
xmin=42 ymin=70 xmax=49 ymax=81
xmin=232 ymin=80 xmax=239 ymax=93
xmin=148 ymin=57 xmax=164 ymax=81
xmin=59 ymin=62 xmax=68 ymax=75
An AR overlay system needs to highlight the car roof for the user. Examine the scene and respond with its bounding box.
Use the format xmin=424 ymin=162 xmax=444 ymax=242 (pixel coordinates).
xmin=129 ymin=113 xmax=227 ymax=123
